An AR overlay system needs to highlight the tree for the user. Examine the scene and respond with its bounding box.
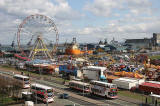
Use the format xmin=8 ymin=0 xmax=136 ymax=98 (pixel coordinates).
xmin=0 ymin=74 xmax=23 ymax=102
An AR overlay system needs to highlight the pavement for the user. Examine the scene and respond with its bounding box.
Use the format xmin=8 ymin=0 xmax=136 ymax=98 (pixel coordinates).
xmin=10 ymin=95 xmax=81 ymax=106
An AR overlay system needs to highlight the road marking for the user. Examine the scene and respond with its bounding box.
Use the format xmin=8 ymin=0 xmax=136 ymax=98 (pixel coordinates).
xmin=64 ymin=99 xmax=84 ymax=106
xmin=115 ymin=99 xmax=137 ymax=106
xmin=106 ymin=100 xmax=124 ymax=106
xmin=54 ymin=96 xmax=83 ymax=106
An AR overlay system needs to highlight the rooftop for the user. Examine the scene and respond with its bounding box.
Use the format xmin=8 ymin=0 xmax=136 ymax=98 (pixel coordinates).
xmin=14 ymin=74 xmax=29 ymax=79
xmin=31 ymin=83 xmax=53 ymax=90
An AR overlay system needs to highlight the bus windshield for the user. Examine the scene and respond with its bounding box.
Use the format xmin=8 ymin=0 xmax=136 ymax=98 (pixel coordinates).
xmin=108 ymin=92 xmax=117 ymax=96
xmin=24 ymin=78 xmax=29 ymax=81
xmin=24 ymin=81 xmax=29 ymax=84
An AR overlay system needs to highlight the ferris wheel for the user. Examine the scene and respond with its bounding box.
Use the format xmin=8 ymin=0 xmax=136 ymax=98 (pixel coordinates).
xmin=17 ymin=14 xmax=59 ymax=60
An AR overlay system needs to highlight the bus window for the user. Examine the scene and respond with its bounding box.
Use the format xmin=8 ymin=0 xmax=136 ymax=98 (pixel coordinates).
xmin=47 ymin=89 xmax=53 ymax=93
xmin=111 ymin=85 xmax=116 ymax=88
xmin=79 ymin=85 xmax=83 ymax=89
xmin=31 ymin=86 xmax=36 ymax=90
xmin=24 ymin=78 xmax=29 ymax=81
xmin=86 ymin=86 xmax=89 ymax=90
xmin=37 ymin=94 xmax=45 ymax=98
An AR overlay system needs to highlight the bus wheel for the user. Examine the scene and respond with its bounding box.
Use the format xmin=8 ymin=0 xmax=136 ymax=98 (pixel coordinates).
xmin=105 ymin=95 xmax=108 ymax=99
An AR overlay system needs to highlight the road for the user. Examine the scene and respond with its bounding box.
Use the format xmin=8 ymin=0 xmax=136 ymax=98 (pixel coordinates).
xmin=0 ymin=68 xmax=139 ymax=106
xmin=34 ymin=78 xmax=138 ymax=106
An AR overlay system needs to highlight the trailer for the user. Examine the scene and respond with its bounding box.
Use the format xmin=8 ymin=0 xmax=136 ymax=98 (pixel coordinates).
xmin=112 ymin=77 xmax=145 ymax=90
xmin=82 ymin=66 xmax=107 ymax=82
xmin=59 ymin=65 xmax=77 ymax=76
xmin=139 ymin=81 xmax=160 ymax=95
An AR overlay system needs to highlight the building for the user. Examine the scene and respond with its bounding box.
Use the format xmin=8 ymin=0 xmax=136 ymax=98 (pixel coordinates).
xmin=125 ymin=38 xmax=152 ymax=49
xmin=153 ymin=33 xmax=160 ymax=46
xmin=95 ymin=38 xmax=127 ymax=53
xmin=125 ymin=33 xmax=160 ymax=49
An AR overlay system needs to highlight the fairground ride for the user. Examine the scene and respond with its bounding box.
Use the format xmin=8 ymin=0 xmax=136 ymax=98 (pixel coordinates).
xmin=17 ymin=14 xmax=59 ymax=60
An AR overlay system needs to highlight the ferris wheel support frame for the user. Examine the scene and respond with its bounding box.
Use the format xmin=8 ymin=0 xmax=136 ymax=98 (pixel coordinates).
xmin=29 ymin=35 xmax=52 ymax=60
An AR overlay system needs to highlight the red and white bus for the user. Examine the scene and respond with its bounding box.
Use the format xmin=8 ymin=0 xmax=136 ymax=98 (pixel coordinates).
xmin=13 ymin=74 xmax=30 ymax=88
xmin=90 ymin=80 xmax=118 ymax=99
xmin=31 ymin=83 xmax=54 ymax=103
xmin=69 ymin=80 xmax=90 ymax=93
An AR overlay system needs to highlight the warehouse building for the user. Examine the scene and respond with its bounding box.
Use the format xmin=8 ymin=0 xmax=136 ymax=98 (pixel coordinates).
xmin=125 ymin=33 xmax=160 ymax=49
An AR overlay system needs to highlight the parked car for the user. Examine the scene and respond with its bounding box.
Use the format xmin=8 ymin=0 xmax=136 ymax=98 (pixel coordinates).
xmin=59 ymin=93 xmax=69 ymax=99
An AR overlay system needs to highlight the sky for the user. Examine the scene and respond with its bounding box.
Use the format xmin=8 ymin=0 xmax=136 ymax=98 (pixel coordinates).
xmin=0 ymin=0 xmax=160 ymax=45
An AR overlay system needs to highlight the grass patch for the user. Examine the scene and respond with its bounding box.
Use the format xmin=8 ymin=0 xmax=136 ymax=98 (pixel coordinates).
xmin=149 ymin=55 xmax=160 ymax=59
xmin=0 ymin=64 xmax=14 ymax=70
xmin=118 ymin=90 xmax=143 ymax=100
xmin=0 ymin=94 xmax=16 ymax=105
xmin=118 ymin=90 xmax=154 ymax=103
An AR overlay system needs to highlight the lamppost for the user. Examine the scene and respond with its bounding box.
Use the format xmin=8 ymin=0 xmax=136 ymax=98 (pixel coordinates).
xmin=46 ymin=101 xmax=48 ymax=106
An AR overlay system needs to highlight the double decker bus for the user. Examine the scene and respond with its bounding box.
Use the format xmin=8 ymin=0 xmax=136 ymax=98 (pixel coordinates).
xmin=31 ymin=83 xmax=54 ymax=103
xmin=90 ymin=80 xmax=118 ymax=99
xmin=69 ymin=80 xmax=90 ymax=93
xmin=13 ymin=74 xmax=30 ymax=88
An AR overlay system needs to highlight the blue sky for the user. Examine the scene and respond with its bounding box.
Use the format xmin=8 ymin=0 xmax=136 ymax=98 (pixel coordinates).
xmin=0 ymin=0 xmax=160 ymax=44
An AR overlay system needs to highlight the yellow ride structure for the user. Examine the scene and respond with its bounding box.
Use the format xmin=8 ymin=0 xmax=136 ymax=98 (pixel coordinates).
xmin=29 ymin=35 xmax=52 ymax=60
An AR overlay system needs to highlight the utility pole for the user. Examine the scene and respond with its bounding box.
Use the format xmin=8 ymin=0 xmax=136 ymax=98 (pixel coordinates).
xmin=83 ymin=74 xmax=85 ymax=97
xmin=46 ymin=101 xmax=48 ymax=106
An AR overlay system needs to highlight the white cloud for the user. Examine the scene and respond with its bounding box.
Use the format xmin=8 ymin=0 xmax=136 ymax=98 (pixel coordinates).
xmin=0 ymin=0 xmax=159 ymax=44
xmin=84 ymin=0 xmax=122 ymax=17
xmin=82 ymin=0 xmax=160 ymax=42
xmin=73 ymin=15 xmax=160 ymax=42
xmin=84 ymin=0 xmax=153 ymax=17
xmin=0 ymin=0 xmax=84 ymax=44
xmin=0 ymin=0 xmax=83 ymax=20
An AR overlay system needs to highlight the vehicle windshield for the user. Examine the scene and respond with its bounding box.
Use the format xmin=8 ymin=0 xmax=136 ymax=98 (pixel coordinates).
xmin=24 ymin=81 xmax=29 ymax=84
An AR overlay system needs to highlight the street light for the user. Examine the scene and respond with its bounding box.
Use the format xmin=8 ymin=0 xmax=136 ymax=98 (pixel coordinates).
xmin=35 ymin=83 xmax=37 ymax=105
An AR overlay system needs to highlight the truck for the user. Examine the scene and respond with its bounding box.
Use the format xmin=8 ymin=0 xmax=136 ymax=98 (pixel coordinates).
xmin=82 ymin=66 xmax=107 ymax=82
